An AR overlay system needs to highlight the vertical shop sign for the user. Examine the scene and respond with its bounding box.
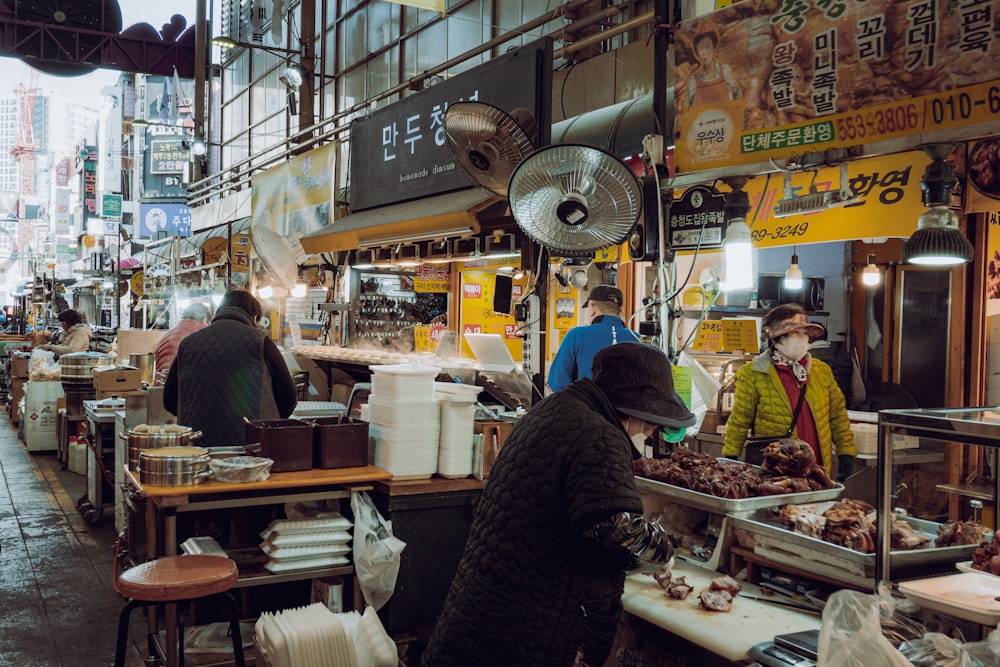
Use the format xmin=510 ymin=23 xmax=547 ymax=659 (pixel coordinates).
xmin=82 ymin=146 xmax=98 ymax=222
xmin=674 ymin=1 xmax=1000 ymax=171
xmin=232 ymin=233 xmax=252 ymax=271
xmin=55 ymin=157 xmax=70 ymax=187
xmin=54 ymin=188 xmax=71 ymax=234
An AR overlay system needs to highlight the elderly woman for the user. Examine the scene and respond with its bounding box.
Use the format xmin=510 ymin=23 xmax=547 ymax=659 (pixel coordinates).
xmin=39 ymin=309 xmax=92 ymax=359
xmin=722 ymin=303 xmax=856 ymax=481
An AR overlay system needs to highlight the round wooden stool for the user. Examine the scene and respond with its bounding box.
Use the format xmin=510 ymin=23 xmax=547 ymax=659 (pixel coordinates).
xmin=114 ymin=554 xmax=246 ymax=667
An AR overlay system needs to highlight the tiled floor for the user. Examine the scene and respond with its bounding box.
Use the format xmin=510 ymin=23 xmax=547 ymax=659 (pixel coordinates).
xmin=0 ymin=415 xmax=145 ymax=666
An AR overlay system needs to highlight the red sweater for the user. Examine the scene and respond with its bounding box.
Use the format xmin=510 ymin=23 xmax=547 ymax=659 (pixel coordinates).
xmin=154 ymin=318 xmax=207 ymax=385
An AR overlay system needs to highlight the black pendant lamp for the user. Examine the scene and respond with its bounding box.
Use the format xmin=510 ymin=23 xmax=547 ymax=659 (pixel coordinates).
xmin=901 ymin=143 xmax=974 ymax=266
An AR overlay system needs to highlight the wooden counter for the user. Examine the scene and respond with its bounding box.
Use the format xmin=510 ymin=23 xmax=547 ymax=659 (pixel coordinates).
xmin=373 ymin=474 xmax=486 ymax=496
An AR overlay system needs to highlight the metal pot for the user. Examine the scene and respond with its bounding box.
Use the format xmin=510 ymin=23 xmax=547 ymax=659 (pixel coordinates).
xmin=138 ymin=446 xmax=211 ymax=486
xmin=129 ymin=353 xmax=155 ymax=385
xmin=59 ymin=352 xmax=115 ymax=379
xmin=121 ymin=426 xmax=203 ymax=471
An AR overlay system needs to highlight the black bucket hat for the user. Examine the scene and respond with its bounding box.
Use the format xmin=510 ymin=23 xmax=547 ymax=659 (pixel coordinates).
xmin=591 ymin=342 xmax=696 ymax=428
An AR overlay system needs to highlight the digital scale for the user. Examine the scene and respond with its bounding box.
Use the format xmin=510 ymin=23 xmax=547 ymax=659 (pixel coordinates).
xmin=748 ymin=630 xmax=818 ymax=667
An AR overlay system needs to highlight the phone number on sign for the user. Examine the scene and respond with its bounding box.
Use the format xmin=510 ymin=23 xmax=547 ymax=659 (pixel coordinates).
xmin=750 ymin=222 xmax=808 ymax=242
xmin=836 ymin=85 xmax=1000 ymax=141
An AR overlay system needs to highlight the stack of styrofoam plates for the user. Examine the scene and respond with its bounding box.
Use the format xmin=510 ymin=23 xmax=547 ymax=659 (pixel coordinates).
xmin=292 ymin=401 xmax=348 ymax=418
xmin=259 ymin=515 xmax=353 ymax=574
xmin=437 ymin=401 xmax=475 ymax=478
xmin=433 ymin=381 xmax=483 ymax=405
xmin=369 ymin=363 xmax=438 ymax=401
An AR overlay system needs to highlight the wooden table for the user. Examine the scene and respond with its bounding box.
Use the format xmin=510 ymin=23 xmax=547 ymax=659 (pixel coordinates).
xmin=124 ymin=464 xmax=392 ymax=666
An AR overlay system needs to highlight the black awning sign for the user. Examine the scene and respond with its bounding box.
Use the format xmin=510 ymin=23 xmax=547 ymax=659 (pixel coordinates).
xmin=668 ymin=185 xmax=726 ymax=250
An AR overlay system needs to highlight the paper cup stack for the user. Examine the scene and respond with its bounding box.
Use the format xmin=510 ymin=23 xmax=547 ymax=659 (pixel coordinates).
xmin=434 ymin=382 xmax=482 ymax=479
xmin=367 ymin=364 xmax=440 ymax=479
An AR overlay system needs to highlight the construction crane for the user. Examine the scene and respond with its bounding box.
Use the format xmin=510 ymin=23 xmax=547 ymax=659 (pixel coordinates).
xmin=11 ymin=68 xmax=39 ymax=203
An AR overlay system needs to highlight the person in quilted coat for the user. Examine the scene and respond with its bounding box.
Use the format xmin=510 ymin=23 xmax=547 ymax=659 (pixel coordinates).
xmin=423 ymin=342 xmax=695 ymax=667
xmin=722 ymin=303 xmax=857 ymax=480
xmin=153 ymin=303 xmax=211 ymax=385
xmin=38 ymin=309 xmax=92 ymax=359
xmin=163 ymin=289 xmax=297 ymax=446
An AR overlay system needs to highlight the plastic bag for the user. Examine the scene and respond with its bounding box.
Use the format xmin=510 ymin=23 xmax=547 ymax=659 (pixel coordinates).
xmin=900 ymin=631 xmax=1000 ymax=667
xmin=351 ymin=491 xmax=406 ymax=611
xmin=818 ymin=590 xmax=911 ymax=667
xmin=676 ymin=351 xmax=723 ymax=437
xmin=29 ymin=348 xmax=60 ymax=382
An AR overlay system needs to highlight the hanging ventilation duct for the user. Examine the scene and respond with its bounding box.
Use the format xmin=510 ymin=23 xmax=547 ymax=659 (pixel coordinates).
xmin=550 ymin=91 xmax=672 ymax=161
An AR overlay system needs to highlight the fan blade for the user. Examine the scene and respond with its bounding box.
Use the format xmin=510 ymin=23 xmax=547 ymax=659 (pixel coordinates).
xmin=509 ymin=144 xmax=642 ymax=254
xmin=252 ymin=226 xmax=299 ymax=290
xmin=444 ymin=102 xmax=535 ymax=199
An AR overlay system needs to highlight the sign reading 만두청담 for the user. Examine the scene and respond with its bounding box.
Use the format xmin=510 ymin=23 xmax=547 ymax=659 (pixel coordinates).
xmin=349 ymin=38 xmax=552 ymax=211
xmin=669 ymin=185 xmax=726 ymax=251
xmin=673 ymin=1 xmax=1000 ymax=172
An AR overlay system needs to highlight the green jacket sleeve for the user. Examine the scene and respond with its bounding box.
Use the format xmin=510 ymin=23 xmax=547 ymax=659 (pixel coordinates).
xmin=722 ymin=363 xmax=757 ymax=457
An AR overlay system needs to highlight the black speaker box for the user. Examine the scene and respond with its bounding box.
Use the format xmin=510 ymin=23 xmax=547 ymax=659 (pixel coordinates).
xmin=628 ymin=176 xmax=660 ymax=262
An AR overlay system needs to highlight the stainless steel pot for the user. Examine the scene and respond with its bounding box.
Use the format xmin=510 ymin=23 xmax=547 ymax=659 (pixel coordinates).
xmin=138 ymin=446 xmax=211 ymax=486
xmin=121 ymin=426 xmax=203 ymax=471
xmin=59 ymin=352 xmax=115 ymax=379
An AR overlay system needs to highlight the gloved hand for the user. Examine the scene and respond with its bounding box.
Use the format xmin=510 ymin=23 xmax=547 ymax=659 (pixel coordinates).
xmin=837 ymin=454 xmax=854 ymax=482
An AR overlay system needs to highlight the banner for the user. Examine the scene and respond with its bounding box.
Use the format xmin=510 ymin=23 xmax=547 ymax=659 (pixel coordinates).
xmin=138 ymin=203 xmax=191 ymax=238
xmin=251 ymin=141 xmax=337 ymax=244
xmin=674 ymin=1 xmax=1000 ymax=171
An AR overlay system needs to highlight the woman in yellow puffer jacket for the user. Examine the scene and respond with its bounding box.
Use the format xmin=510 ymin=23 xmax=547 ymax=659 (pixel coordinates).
xmin=722 ymin=303 xmax=857 ymax=480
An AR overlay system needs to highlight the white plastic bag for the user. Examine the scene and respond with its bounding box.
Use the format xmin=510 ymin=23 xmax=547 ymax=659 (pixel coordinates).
xmin=351 ymin=491 xmax=406 ymax=611
xmin=818 ymin=590 xmax=911 ymax=667
xmin=29 ymin=348 xmax=60 ymax=381
xmin=677 ymin=351 xmax=723 ymax=437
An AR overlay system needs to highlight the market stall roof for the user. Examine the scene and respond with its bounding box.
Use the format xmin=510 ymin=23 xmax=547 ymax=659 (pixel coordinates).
xmin=142 ymin=217 xmax=253 ymax=267
xmin=299 ymin=188 xmax=506 ymax=255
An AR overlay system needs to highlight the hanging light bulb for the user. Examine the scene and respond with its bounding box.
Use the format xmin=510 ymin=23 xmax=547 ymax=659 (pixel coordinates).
xmin=721 ymin=182 xmax=753 ymax=291
xmin=862 ymin=253 xmax=881 ymax=287
xmin=258 ymin=284 xmax=274 ymax=299
xmin=902 ymin=143 xmax=974 ymax=266
xmin=783 ymin=247 xmax=803 ymax=290
xmin=291 ymin=282 xmax=308 ymax=298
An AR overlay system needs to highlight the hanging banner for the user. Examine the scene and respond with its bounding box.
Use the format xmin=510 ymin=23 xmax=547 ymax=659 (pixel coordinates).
xmin=138 ymin=203 xmax=192 ymax=238
xmin=674 ymin=1 xmax=1000 ymax=172
xmin=250 ymin=141 xmax=337 ymax=245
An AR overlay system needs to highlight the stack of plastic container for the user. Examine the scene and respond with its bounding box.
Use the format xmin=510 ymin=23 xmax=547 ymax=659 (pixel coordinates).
xmin=367 ymin=363 xmax=440 ymax=479
xmin=434 ymin=382 xmax=482 ymax=478
xmin=259 ymin=514 xmax=353 ymax=573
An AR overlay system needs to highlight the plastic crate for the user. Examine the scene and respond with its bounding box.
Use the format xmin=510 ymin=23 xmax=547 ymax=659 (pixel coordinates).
xmin=245 ymin=419 xmax=313 ymax=472
xmin=309 ymin=417 xmax=369 ymax=469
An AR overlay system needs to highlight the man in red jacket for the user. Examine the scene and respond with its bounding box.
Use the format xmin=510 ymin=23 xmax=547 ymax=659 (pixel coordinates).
xmin=154 ymin=303 xmax=210 ymax=385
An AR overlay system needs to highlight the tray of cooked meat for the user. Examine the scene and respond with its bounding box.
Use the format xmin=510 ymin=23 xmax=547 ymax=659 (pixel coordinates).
xmin=633 ymin=440 xmax=844 ymax=514
xmin=729 ymin=499 xmax=988 ymax=577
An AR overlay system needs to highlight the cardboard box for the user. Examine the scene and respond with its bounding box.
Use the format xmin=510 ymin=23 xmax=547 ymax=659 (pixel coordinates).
xmin=92 ymin=366 xmax=142 ymax=393
xmin=10 ymin=354 xmax=30 ymax=378
xmin=310 ymin=576 xmax=344 ymax=613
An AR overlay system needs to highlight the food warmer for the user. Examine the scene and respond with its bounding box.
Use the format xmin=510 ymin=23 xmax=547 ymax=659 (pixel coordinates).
xmin=875 ymin=407 xmax=1000 ymax=586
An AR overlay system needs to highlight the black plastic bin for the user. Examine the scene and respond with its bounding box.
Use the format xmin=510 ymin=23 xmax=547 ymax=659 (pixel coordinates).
xmin=308 ymin=417 xmax=369 ymax=469
xmin=245 ymin=418 xmax=313 ymax=472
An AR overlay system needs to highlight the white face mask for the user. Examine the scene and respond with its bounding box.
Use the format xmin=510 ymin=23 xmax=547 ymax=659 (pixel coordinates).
xmin=628 ymin=418 xmax=650 ymax=454
xmin=776 ymin=336 xmax=810 ymax=360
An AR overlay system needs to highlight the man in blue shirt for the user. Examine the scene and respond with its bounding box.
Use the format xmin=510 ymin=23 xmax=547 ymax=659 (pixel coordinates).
xmin=546 ymin=284 xmax=640 ymax=392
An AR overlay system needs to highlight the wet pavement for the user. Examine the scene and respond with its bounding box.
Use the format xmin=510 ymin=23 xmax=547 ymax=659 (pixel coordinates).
xmin=0 ymin=416 xmax=145 ymax=666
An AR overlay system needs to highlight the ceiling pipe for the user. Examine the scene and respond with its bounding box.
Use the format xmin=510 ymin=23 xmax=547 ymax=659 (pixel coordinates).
xmin=555 ymin=13 xmax=654 ymax=60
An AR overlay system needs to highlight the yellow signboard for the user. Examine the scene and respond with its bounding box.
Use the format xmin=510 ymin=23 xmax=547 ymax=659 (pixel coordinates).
xmin=691 ymin=321 xmax=724 ymax=352
xmin=690 ymin=319 xmax=759 ymax=353
xmin=414 ymin=264 xmax=450 ymax=293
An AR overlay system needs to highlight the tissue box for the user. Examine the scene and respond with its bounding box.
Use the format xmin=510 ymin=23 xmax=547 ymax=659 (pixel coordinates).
xmin=92 ymin=366 xmax=142 ymax=392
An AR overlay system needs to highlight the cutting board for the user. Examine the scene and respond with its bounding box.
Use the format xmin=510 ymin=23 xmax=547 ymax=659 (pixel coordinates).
xmin=622 ymin=562 xmax=821 ymax=663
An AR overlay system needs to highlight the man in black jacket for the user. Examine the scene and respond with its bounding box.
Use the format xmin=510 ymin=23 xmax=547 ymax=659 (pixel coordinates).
xmin=423 ymin=342 xmax=695 ymax=667
xmin=164 ymin=289 xmax=297 ymax=446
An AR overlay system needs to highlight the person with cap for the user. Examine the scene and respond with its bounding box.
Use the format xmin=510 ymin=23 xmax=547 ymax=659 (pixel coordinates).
xmin=722 ymin=303 xmax=857 ymax=481
xmin=546 ymin=284 xmax=640 ymax=392
xmin=153 ymin=302 xmax=212 ymax=385
xmin=423 ymin=342 xmax=695 ymax=667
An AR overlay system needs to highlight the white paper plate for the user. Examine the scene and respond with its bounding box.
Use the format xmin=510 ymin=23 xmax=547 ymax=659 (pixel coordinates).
xmin=898 ymin=572 xmax=1000 ymax=625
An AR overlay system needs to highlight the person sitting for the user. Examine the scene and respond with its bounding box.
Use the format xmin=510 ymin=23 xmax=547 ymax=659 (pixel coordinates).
xmin=38 ymin=309 xmax=92 ymax=359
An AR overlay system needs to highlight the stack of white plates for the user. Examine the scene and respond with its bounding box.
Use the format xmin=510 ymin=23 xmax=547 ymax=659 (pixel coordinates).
xmin=255 ymin=604 xmax=397 ymax=667
xmin=437 ymin=401 xmax=475 ymax=478
xmin=292 ymin=401 xmax=348 ymax=418
xmin=369 ymin=363 xmax=439 ymax=401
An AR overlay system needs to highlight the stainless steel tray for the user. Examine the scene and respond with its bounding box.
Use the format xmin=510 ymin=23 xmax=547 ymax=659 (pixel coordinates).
xmin=729 ymin=503 xmax=980 ymax=576
xmin=634 ymin=475 xmax=845 ymax=515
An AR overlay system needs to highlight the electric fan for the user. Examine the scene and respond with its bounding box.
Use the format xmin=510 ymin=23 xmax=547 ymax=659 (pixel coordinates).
xmin=508 ymin=143 xmax=642 ymax=256
xmin=444 ymin=102 xmax=538 ymax=199
xmin=252 ymin=226 xmax=299 ymax=291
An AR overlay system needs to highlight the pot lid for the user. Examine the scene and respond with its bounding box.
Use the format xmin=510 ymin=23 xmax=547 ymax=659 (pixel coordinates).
xmin=140 ymin=446 xmax=208 ymax=458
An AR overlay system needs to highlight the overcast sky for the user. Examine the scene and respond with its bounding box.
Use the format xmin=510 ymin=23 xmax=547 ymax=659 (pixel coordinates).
xmin=0 ymin=0 xmax=202 ymax=108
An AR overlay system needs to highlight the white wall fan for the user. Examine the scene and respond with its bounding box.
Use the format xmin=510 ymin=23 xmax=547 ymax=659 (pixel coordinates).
xmin=252 ymin=225 xmax=299 ymax=292
xmin=507 ymin=143 xmax=642 ymax=256
xmin=444 ymin=101 xmax=538 ymax=199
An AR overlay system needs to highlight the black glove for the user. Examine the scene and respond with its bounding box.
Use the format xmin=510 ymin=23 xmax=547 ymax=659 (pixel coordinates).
xmin=837 ymin=454 xmax=854 ymax=482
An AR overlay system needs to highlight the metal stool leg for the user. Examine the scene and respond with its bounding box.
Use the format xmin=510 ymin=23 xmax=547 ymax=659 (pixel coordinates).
xmin=218 ymin=592 xmax=246 ymax=667
xmin=114 ymin=599 xmax=148 ymax=667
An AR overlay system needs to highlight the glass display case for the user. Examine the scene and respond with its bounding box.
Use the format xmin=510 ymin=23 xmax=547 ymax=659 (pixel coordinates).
xmin=876 ymin=407 xmax=1000 ymax=586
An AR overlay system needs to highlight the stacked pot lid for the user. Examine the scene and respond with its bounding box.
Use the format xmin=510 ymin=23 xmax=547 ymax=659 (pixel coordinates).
xmin=367 ymin=364 xmax=440 ymax=479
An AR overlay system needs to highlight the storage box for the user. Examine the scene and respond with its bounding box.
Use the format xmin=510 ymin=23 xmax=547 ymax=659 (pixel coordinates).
xmin=245 ymin=418 xmax=313 ymax=472
xmin=92 ymin=366 xmax=142 ymax=393
xmin=310 ymin=576 xmax=345 ymax=613
xmin=10 ymin=353 xmax=30 ymax=378
xmin=474 ymin=419 xmax=514 ymax=477
xmin=310 ymin=417 xmax=368 ymax=469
